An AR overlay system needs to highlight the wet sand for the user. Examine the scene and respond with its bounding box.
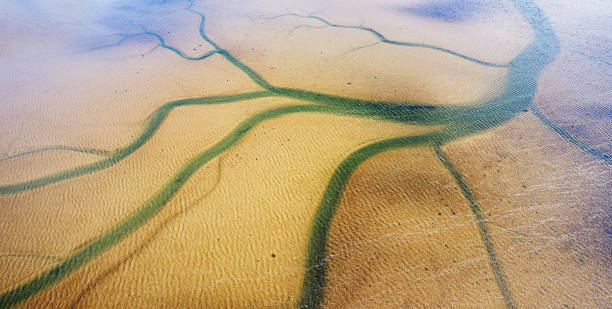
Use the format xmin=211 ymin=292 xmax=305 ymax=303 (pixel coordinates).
xmin=1 ymin=0 xmax=610 ymax=308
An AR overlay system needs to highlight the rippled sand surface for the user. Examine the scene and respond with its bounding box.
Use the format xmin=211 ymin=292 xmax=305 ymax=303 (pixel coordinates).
xmin=1 ymin=0 xmax=610 ymax=308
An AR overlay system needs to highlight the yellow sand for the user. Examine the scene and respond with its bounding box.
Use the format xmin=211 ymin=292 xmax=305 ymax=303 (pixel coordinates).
xmin=0 ymin=258 xmax=59 ymax=292
xmin=322 ymin=146 xmax=504 ymax=307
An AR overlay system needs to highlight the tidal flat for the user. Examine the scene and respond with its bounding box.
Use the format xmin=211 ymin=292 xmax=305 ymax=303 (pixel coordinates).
xmin=0 ymin=0 xmax=610 ymax=308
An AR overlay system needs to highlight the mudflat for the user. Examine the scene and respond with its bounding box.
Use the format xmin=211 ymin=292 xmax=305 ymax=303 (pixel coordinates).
xmin=1 ymin=0 xmax=610 ymax=308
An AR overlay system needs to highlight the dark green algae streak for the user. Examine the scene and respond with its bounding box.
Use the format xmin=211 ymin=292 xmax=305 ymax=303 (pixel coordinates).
xmin=0 ymin=0 xmax=606 ymax=308
xmin=0 ymin=147 xmax=107 ymax=164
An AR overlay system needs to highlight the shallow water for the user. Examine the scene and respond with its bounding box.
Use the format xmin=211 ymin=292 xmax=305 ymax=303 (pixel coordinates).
xmin=0 ymin=0 xmax=610 ymax=308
